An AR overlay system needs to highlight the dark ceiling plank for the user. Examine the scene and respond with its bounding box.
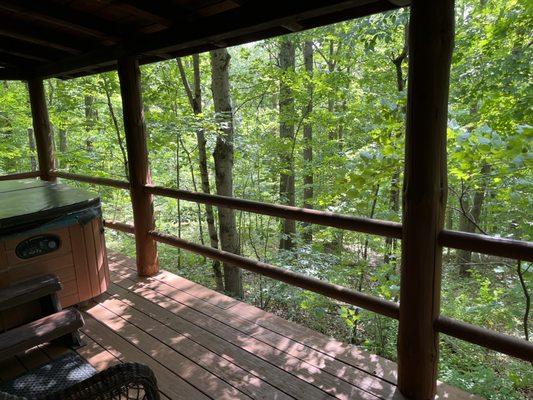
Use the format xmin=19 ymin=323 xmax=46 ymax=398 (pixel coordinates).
xmin=0 ymin=67 xmax=31 ymax=80
xmin=0 ymin=0 xmax=132 ymax=42
xmin=0 ymin=51 xmax=40 ymax=68
xmin=0 ymin=37 xmax=69 ymax=62
xmin=0 ymin=18 xmax=91 ymax=54
xmin=37 ymin=0 xmax=402 ymax=78
xmin=196 ymin=0 xmax=241 ymax=17
xmin=0 ymin=50 xmax=48 ymax=63
xmin=112 ymin=1 xmax=180 ymax=26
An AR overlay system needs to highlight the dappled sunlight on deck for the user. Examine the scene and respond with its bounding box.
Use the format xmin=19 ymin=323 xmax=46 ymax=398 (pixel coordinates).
xmin=0 ymin=252 xmax=482 ymax=399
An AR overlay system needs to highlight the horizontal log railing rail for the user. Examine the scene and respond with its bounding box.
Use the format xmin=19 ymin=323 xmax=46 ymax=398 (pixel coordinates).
xmin=438 ymin=230 xmax=533 ymax=262
xmin=0 ymin=170 xmax=40 ymax=181
xmin=145 ymin=184 xmax=403 ymax=238
xmin=2 ymin=171 xmax=532 ymax=262
xmin=149 ymin=229 xmax=401 ymax=319
xmin=2 ymin=170 xmax=533 ymax=363
xmin=435 ymin=316 xmax=533 ymax=362
xmin=103 ymin=220 xmax=136 ymax=235
xmin=52 ymin=170 xmax=131 ymax=190
xmin=104 ymin=220 xmax=533 ymax=362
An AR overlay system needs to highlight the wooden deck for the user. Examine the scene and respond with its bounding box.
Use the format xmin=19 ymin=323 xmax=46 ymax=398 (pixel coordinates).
xmin=0 ymin=252 xmax=480 ymax=400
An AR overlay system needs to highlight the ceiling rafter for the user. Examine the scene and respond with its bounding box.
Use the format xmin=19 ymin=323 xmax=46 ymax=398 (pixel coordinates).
xmin=36 ymin=0 xmax=401 ymax=78
xmin=0 ymin=0 xmax=405 ymax=80
xmin=0 ymin=0 xmax=135 ymax=42
xmin=0 ymin=18 xmax=92 ymax=54
xmin=112 ymin=1 xmax=184 ymax=27
xmin=0 ymin=37 xmax=70 ymax=62
xmin=0 ymin=51 xmax=40 ymax=68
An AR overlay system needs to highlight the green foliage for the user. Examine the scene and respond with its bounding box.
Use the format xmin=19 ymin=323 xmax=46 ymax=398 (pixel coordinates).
xmin=1 ymin=1 xmax=531 ymax=398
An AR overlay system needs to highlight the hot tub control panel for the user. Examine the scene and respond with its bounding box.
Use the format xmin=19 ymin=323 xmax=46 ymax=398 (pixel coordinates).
xmin=15 ymin=235 xmax=61 ymax=259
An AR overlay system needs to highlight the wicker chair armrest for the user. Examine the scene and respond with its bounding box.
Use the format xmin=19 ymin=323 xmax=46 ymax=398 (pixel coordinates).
xmin=0 ymin=392 xmax=25 ymax=400
xmin=44 ymin=363 xmax=160 ymax=400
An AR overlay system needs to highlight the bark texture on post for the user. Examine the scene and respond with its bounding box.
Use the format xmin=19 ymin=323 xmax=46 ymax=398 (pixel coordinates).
xmin=117 ymin=56 xmax=158 ymax=277
xmin=397 ymin=1 xmax=455 ymax=399
xmin=210 ymin=48 xmax=243 ymax=298
xmin=28 ymin=78 xmax=56 ymax=181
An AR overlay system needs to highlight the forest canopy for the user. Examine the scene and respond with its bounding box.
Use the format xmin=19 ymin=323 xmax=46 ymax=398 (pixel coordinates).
xmin=0 ymin=1 xmax=531 ymax=398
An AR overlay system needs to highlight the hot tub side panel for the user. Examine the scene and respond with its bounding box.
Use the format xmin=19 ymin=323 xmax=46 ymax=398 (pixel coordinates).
xmin=0 ymin=219 xmax=108 ymax=331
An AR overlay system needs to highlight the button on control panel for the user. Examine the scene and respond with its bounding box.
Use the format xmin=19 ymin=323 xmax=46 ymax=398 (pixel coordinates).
xmin=15 ymin=235 xmax=61 ymax=259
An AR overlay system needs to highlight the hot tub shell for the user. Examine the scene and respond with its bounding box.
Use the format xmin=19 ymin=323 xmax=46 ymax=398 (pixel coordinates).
xmin=0 ymin=179 xmax=109 ymax=329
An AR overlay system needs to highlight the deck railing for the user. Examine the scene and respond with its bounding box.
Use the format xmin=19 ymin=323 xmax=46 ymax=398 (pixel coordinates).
xmin=3 ymin=170 xmax=532 ymax=363
xmin=4 ymin=4 xmax=532 ymax=396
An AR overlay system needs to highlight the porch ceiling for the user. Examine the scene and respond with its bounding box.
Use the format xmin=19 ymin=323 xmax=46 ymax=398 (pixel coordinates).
xmin=0 ymin=0 xmax=406 ymax=80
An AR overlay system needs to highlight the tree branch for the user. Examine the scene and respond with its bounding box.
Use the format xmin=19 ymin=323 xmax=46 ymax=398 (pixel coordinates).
xmin=176 ymin=57 xmax=195 ymax=110
xmin=517 ymin=260 xmax=531 ymax=342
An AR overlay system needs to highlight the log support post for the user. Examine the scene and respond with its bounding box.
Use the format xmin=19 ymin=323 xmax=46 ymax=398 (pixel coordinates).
xmin=27 ymin=78 xmax=56 ymax=181
xmin=397 ymin=0 xmax=455 ymax=399
xmin=117 ymin=56 xmax=158 ymax=276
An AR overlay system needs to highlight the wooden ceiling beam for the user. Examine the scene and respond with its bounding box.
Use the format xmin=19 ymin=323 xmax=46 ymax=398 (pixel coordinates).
xmin=0 ymin=0 xmax=132 ymax=42
xmin=0 ymin=67 xmax=31 ymax=80
xmin=113 ymin=1 xmax=184 ymax=27
xmin=0 ymin=50 xmax=48 ymax=63
xmin=0 ymin=37 xmax=69 ymax=62
xmin=0 ymin=17 xmax=93 ymax=54
xmin=0 ymin=51 xmax=40 ymax=68
xmin=36 ymin=0 xmax=401 ymax=78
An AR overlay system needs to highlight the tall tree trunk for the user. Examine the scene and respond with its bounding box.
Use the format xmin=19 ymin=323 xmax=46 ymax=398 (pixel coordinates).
xmin=385 ymin=22 xmax=408 ymax=265
xmin=327 ymin=39 xmax=337 ymax=141
xmin=57 ymin=129 xmax=67 ymax=169
xmin=27 ymin=128 xmax=37 ymax=171
xmin=302 ymin=40 xmax=314 ymax=243
xmin=177 ymin=55 xmax=224 ymax=291
xmin=457 ymin=163 xmax=490 ymax=275
xmin=176 ymin=131 xmax=182 ymax=269
xmin=179 ymin=135 xmax=206 ymax=246
xmin=210 ymin=48 xmax=243 ymax=298
xmin=59 ymin=129 xmax=67 ymax=153
xmin=84 ymin=95 xmax=97 ymax=152
xmin=516 ymin=261 xmax=530 ymax=342
xmin=384 ymin=169 xmax=400 ymax=264
xmin=102 ymin=77 xmax=129 ymax=179
xmin=278 ymin=38 xmax=296 ymax=251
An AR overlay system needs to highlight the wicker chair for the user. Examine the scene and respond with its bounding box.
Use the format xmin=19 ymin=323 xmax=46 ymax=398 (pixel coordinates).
xmin=0 ymin=363 xmax=160 ymax=400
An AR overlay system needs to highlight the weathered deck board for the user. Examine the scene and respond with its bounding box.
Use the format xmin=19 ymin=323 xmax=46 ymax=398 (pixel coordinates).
xmin=114 ymin=259 xmax=400 ymax=393
xmin=0 ymin=252 xmax=481 ymax=399
xmin=95 ymin=291 xmax=293 ymax=400
xmin=108 ymin=265 xmax=380 ymax=399
xmin=106 ymin=282 xmax=332 ymax=399
xmin=106 ymin=252 xmax=480 ymax=400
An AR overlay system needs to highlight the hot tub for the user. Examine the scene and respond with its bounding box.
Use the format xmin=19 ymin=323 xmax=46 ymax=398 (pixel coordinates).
xmin=0 ymin=179 xmax=109 ymax=316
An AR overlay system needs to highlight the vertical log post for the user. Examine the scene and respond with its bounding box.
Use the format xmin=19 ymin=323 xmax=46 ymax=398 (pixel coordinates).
xmin=27 ymin=78 xmax=56 ymax=181
xmin=117 ymin=56 xmax=158 ymax=276
xmin=397 ymin=1 xmax=455 ymax=399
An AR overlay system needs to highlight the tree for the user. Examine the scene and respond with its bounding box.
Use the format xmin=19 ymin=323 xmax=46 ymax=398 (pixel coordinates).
xmin=210 ymin=48 xmax=243 ymax=298
xmin=302 ymin=40 xmax=314 ymax=243
xmin=84 ymin=94 xmax=97 ymax=152
xmin=178 ymin=54 xmax=224 ymax=291
xmin=385 ymin=21 xmax=408 ymax=265
xmin=278 ymin=37 xmax=296 ymax=251
xmin=456 ymin=163 xmax=491 ymax=275
xmin=27 ymin=128 xmax=36 ymax=171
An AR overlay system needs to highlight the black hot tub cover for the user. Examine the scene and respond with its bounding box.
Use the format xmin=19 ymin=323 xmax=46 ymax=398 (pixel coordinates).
xmin=0 ymin=179 xmax=100 ymax=236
